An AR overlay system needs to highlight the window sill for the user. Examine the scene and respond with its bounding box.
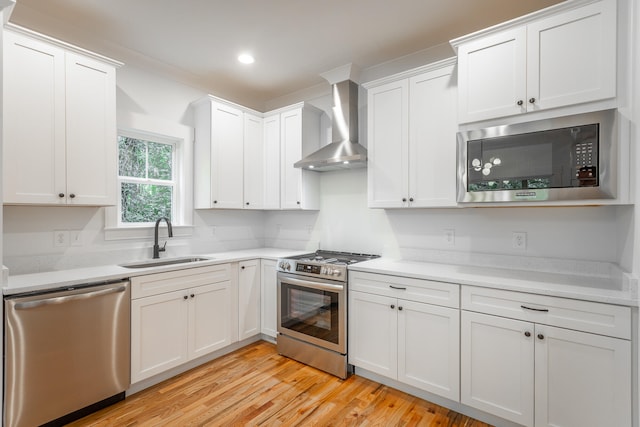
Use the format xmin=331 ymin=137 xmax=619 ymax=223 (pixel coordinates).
xmin=104 ymin=225 xmax=194 ymax=241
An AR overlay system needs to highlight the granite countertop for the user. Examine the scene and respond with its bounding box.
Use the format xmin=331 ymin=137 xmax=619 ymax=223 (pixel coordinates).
xmin=348 ymin=258 xmax=639 ymax=307
xmin=3 ymin=248 xmax=308 ymax=296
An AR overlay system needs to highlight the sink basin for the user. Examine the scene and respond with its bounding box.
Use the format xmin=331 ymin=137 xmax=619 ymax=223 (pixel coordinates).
xmin=119 ymin=256 xmax=212 ymax=269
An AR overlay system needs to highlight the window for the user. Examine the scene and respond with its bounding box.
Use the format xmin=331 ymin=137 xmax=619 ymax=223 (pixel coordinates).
xmin=117 ymin=133 xmax=176 ymax=226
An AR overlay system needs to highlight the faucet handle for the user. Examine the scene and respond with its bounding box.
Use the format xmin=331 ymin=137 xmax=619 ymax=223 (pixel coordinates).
xmin=160 ymin=241 xmax=167 ymax=252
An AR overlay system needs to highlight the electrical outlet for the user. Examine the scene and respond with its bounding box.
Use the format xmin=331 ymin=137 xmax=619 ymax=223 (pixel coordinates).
xmin=512 ymin=232 xmax=527 ymax=250
xmin=54 ymin=230 xmax=69 ymax=248
xmin=70 ymin=230 xmax=83 ymax=247
xmin=444 ymin=229 xmax=455 ymax=246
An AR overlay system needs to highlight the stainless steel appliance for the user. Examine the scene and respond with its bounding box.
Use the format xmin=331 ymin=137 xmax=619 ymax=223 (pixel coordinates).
xmin=276 ymin=250 xmax=379 ymax=378
xmin=457 ymin=109 xmax=617 ymax=203
xmin=4 ymin=280 xmax=131 ymax=427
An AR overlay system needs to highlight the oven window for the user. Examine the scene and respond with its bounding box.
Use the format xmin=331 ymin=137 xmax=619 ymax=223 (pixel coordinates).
xmin=280 ymin=282 xmax=339 ymax=345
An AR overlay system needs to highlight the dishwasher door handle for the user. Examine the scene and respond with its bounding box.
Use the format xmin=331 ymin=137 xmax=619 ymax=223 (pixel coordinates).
xmin=14 ymin=285 xmax=128 ymax=310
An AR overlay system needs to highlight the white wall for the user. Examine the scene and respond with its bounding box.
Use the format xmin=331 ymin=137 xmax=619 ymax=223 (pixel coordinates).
xmin=266 ymin=169 xmax=626 ymax=268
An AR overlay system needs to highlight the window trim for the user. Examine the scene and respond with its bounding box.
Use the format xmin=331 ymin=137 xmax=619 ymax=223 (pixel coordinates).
xmin=117 ymin=131 xmax=177 ymax=227
xmin=105 ymin=113 xmax=193 ymax=241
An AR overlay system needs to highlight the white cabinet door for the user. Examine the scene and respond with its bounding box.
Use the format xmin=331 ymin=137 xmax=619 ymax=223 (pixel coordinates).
xmin=534 ymin=324 xmax=631 ymax=427
xmin=210 ymin=101 xmax=244 ymax=209
xmin=526 ymin=0 xmax=616 ymax=113
xmin=260 ymin=259 xmax=278 ymax=338
xmin=3 ymin=32 xmax=67 ymax=204
xmin=243 ymin=113 xmax=264 ymax=209
xmin=398 ymin=300 xmax=459 ymax=401
xmin=238 ymin=259 xmax=261 ymax=340
xmin=349 ymin=291 xmax=397 ymax=378
xmin=189 ymin=281 xmax=233 ymax=359
xmin=65 ymin=52 xmax=117 ymax=205
xmin=408 ymin=66 xmax=457 ymax=207
xmin=461 ymin=311 xmax=534 ymax=427
xmin=367 ymin=80 xmax=408 ymax=208
xmin=131 ymin=289 xmax=189 ymax=383
xmin=457 ymin=27 xmax=527 ymax=123
xmin=280 ymin=108 xmax=304 ymax=209
xmin=262 ymin=114 xmax=281 ymax=209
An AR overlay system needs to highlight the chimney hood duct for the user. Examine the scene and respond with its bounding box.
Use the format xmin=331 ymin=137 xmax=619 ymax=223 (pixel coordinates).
xmin=294 ymin=80 xmax=367 ymax=171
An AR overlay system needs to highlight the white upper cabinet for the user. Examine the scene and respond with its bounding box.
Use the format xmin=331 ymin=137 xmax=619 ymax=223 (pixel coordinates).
xmin=366 ymin=59 xmax=458 ymax=208
xmin=454 ymin=0 xmax=617 ymax=124
xmin=262 ymin=114 xmax=281 ymax=210
xmin=193 ymin=98 xmax=245 ymax=209
xmin=278 ymin=105 xmax=320 ymax=210
xmin=243 ymin=113 xmax=265 ymax=209
xmin=3 ymin=28 xmax=119 ymax=205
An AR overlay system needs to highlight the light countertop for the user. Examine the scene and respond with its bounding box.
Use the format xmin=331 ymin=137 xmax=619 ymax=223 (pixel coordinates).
xmin=3 ymin=248 xmax=307 ymax=296
xmin=349 ymin=258 xmax=639 ymax=307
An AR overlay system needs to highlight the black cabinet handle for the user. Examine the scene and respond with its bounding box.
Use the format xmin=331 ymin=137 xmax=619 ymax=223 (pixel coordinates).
xmin=213 ymin=200 xmax=218 ymax=204
xmin=402 ymin=198 xmax=407 ymax=202
xmin=398 ymin=306 xmax=403 ymax=311
xmin=58 ymin=193 xmax=65 ymax=198
xmin=190 ymin=294 xmax=195 ymax=298
xmin=529 ymin=97 xmax=536 ymax=104
xmin=296 ymin=201 xmax=301 ymax=205
xmin=241 ymin=266 xmax=245 ymax=270
xmin=389 ymin=285 xmax=407 ymax=290
xmin=524 ymin=331 xmax=531 ymax=337
xmin=390 ymin=304 xmax=395 ymax=309
xmin=521 ymin=305 xmax=549 ymax=312
xmin=69 ymin=194 xmax=76 ymax=199
xmin=517 ymin=100 xmax=524 ymax=106
xmin=409 ymin=197 xmax=414 ymax=202
xmin=537 ymin=333 xmax=545 ymax=340
xmin=246 ymin=202 xmax=250 ymax=206
xmin=183 ymin=295 xmax=188 ymax=300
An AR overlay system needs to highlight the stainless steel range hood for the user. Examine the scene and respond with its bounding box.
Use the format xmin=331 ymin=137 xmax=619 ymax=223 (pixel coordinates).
xmin=294 ymin=80 xmax=367 ymax=171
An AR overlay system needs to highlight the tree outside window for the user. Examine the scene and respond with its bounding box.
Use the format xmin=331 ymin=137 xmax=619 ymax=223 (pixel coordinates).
xmin=118 ymin=135 xmax=175 ymax=224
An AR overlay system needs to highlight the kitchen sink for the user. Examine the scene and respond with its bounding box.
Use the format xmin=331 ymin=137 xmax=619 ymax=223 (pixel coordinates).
xmin=119 ymin=256 xmax=212 ymax=269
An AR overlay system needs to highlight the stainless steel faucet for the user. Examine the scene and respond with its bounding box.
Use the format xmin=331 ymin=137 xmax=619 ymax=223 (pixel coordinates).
xmin=153 ymin=217 xmax=173 ymax=259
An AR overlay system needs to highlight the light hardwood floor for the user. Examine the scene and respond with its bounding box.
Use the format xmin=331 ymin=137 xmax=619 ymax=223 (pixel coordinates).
xmin=71 ymin=341 xmax=493 ymax=426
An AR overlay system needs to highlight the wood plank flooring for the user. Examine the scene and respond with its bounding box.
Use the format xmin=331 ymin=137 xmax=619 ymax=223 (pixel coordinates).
xmin=70 ymin=341 xmax=493 ymax=426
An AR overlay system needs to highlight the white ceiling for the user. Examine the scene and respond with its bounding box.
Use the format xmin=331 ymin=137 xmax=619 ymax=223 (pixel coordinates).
xmin=9 ymin=0 xmax=564 ymax=110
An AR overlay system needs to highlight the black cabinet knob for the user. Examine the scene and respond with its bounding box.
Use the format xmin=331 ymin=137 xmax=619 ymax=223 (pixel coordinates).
xmin=409 ymin=197 xmax=414 ymax=202
xmin=183 ymin=295 xmax=188 ymax=300
xmin=241 ymin=266 xmax=245 ymax=270
xmin=246 ymin=202 xmax=250 ymax=206
xmin=69 ymin=194 xmax=76 ymax=199
xmin=190 ymin=294 xmax=195 ymax=298
xmin=58 ymin=193 xmax=65 ymax=198
xmin=390 ymin=304 xmax=395 ymax=309
xmin=296 ymin=201 xmax=301 ymax=205
xmin=529 ymin=97 xmax=536 ymax=104
xmin=398 ymin=306 xmax=403 ymax=311
xmin=213 ymin=200 xmax=218 ymax=204
xmin=537 ymin=333 xmax=544 ymax=340
xmin=517 ymin=100 xmax=524 ymax=106
xmin=402 ymin=198 xmax=407 ymax=202
xmin=524 ymin=331 xmax=531 ymax=337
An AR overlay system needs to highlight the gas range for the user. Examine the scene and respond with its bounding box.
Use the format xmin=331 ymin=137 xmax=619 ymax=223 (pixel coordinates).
xmin=277 ymin=250 xmax=380 ymax=282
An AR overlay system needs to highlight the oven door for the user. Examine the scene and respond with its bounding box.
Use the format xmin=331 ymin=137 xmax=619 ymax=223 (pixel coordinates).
xmin=277 ymin=272 xmax=346 ymax=354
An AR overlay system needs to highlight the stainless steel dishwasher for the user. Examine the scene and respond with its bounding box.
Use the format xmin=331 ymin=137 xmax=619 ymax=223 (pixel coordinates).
xmin=4 ymin=280 xmax=131 ymax=427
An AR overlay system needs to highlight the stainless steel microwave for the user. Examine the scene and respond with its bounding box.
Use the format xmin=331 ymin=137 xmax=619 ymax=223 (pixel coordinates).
xmin=457 ymin=110 xmax=616 ymax=203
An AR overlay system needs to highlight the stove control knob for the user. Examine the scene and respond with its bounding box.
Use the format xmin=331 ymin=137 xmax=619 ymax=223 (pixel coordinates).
xmin=332 ymin=269 xmax=342 ymax=276
xmin=279 ymin=261 xmax=291 ymax=271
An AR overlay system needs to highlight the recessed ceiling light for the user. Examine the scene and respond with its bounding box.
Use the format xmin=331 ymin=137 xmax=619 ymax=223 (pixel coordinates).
xmin=308 ymin=165 xmax=315 ymax=169
xmin=238 ymin=53 xmax=255 ymax=64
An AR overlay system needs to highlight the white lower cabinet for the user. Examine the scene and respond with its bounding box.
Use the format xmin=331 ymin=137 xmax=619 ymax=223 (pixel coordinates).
xmin=131 ymin=264 xmax=234 ymax=383
xmin=238 ymin=259 xmax=261 ymax=340
xmin=260 ymin=259 xmax=277 ymax=338
xmin=461 ymin=286 xmax=631 ymax=427
xmin=349 ymin=272 xmax=460 ymax=401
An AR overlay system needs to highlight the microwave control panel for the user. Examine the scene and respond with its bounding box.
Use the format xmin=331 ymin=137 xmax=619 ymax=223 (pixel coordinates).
xmin=575 ymin=140 xmax=597 ymax=186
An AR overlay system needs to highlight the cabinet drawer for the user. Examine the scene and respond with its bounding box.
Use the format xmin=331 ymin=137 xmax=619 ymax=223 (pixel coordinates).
xmin=132 ymin=264 xmax=231 ymax=299
xmin=349 ymin=271 xmax=459 ymax=308
xmin=461 ymin=286 xmax=630 ymax=339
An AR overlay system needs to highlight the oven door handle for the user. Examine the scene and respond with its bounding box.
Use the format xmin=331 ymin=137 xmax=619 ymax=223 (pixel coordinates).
xmin=279 ymin=275 xmax=345 ymax=292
